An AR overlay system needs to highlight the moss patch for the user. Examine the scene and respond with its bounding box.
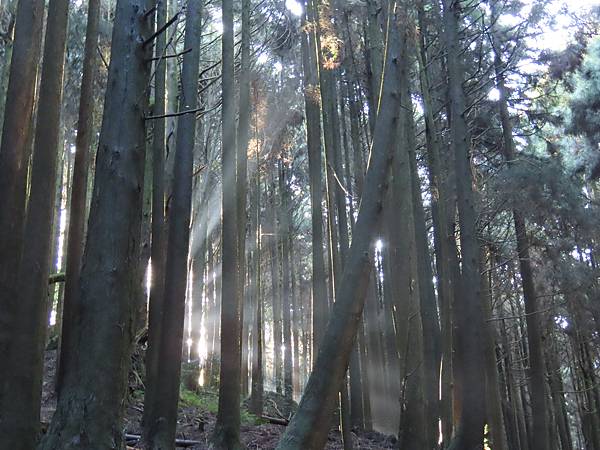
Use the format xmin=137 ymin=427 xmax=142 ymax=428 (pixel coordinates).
xmin=179 ymin=386 xmax=263 ymax=426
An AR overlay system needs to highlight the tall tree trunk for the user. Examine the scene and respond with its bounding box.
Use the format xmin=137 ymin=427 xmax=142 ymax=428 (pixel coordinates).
xmin=190 ymin=170 xmax=209 ymax=380
xmin=491 ymin=28 xmax=550 ymax=450
xmin=312 ymin=0 xmax=340 ymax=313
xmin=343 ymin=73 xmax=371 ymax=432
xmin=300 ymin=2 xmax=328 ymax=354
xmin=206 ymin=234 xmax=217 ymax=383
xmin=442 ymin=0 xmax=486 ymax=447
xmin=142 ymin=0 xmax=169 ymax=436
xmin=213 ymin=0 xmax=241 ymax=445
xmin=0 ymin=0 xmax=44 ymax=391
xmin=48 ymin=140 xmax=67 ymax=340
xmin=415 ymin=5 xmax=456 ymax=437
xmin=481 ymin=247 xmax=509 ymax=450
xmin=403 ymin=57 xmax=441 ymax=448
xmin=290 ymin=236 xmax=301 ymax=398
xmin=280 ymin=161 xmax=294 ymax=408
xmin=144 ymin=0 xmax=202 ymax=446
xmin=0 ymin=0 xmax=70 ymax=445
xmin=249 ymin=143 xmax=263 ymax=415
xmin=237 ymin=0 xmax=251 ymax=400
xmin=39 ymin=0 xmax=154 ymax=446
xmin=269 ymin=172 xmax=283 ymax=393
xmin=276 ymin=6 xmax=403 ymax=447
xmin=56 ymin=0 xmax=100 ymax=396
xmin=140 ymin=134 xmax=153 ymax=336
xmin=546 ymin=334 xmax=573 ymax=450
xmin=364 ymin=0 xmax=384 ymax=130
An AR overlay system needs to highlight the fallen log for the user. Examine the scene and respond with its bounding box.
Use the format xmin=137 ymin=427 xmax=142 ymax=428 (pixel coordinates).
xmin=262 ymin=415 xmax=289 ymax=426
xmin=48 ymin=273 xmax=65 ymax=284
xmin=124 ymin=434 xmax=201 ymax=448
xmin=41 ymin=424 xmax=200 ymax=448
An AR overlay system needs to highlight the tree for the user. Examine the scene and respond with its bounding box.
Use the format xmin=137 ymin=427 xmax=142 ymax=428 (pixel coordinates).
xmin=142 ymin=0 xmax=170 ymax=438
xmin=0 ymin=0 xmax=44 ymax=396
xmin=212 ymin=0 xmax=241 ymax=445
xmin=39 ymin=0 xmax=154 ymax=446
xmin=276 ymin=3 xmax=407 ymax=447
xmin=566 ymin=38 xmax=600 ymax=177
xmin=237 ymin=0 xmax=251 ymax=399
xmin=143 ymin=0 xmax=203 ymax=446
xmin=248 ymin=114 xmax=264 ymax=414
xmin=0 ymin=0 xmax=70 ymax=445
xmin=56 ymin=0 xmax=100 ymax=396
xmin=300 ymin=0 xmax=328 ymax=355
xmin=491 ymin=17 xmax=549 ymax=449
xmin=442 ymin=0 xmax=486 ymax=447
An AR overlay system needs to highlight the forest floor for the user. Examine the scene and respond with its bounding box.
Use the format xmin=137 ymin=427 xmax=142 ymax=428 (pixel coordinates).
xmin=41 ymin=350 xmax=397 ymax=449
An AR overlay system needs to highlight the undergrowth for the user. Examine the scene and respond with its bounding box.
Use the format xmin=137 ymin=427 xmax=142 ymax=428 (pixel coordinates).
xmin=179 ymin=386 xmax=264 ymax=426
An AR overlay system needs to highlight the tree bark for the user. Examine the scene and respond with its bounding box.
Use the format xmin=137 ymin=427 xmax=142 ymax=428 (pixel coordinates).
xmin=39 ymin=0 xmax=154 ymax=446
xmin=143 ymin=0 xmax=202 ymax=446
xmin=0 ymin=0 xmax=44 ymax=393
xmin=300 ymin=2 xmax=328 ymax=355
xmin=142 ymin=0 xmax=169 ymax=437
xmin=249 ymin=143 xmax=264 ymax=415
xmin=56 ymin=0 xmax=100 ymax=397
xmin=403 ymin=53 xmax=441 ymax=448
xmin=0 ymin=0 xmax=70 ymax=445
xmin=280 ymin=161 xmax=294 ymax=408
xmin=480 ymin=248 xmax=509 ymax=450
xmin=213 ymin=0 xmax=241 ymax=445
xmin=237 ymin=0 xmax=251 ymax=399
xmin=442 ymin=0 xmax=487 ymax=447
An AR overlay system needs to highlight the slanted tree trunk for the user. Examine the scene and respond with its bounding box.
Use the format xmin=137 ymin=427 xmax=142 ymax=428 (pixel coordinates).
xmin=0 ymin=0 xmax=70 ymax=445
xmin=276 ymin=5 xmax=403 ymax=447
xmin=56 ymin=0 xmax=100 ymax=397
xmin=39 ymin=0 xmax=154 ymax=446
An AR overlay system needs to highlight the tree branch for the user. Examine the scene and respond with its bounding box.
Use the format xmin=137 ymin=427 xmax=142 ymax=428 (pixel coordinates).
xmin=142 ymin=12 xmax=180 ymax=48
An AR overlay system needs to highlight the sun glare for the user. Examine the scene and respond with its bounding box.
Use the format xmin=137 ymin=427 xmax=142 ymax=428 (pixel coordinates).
xmin=285 ymin=0 xmax=303 ymax=16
